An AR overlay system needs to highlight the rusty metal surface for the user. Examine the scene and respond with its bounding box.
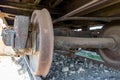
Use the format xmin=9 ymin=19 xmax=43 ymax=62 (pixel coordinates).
xmin=54 ymin=36 xmax=116 ymax=50
xmin=53 ymin=0 xmax=109 ymax=23
xmin=30 ymin=9 xmax=54 ymax=77
xmin=53 ymin=17 xmax=120 ymax=23
xmin=86 ymin=3 xmax=120 ymax=17
xmin=54 ymin=29 xmax=100 ymax=37
xmin=49 ymin=0 xmax=63 ymax=8
xmin=84 ymin=0 xmax=120 ymax=16
xmin=61 ymin=0 xmax=108 ymax=17
xmin=0 ymin=0 xmax=120 ymax=19
xmin=5 ymin=0 xmax=21 ymax=3
xmin=5 ymin=0 xmax=34 ymax=3
xmin=14 ymin=16 xmax=29 ymax=49
xmin=0 ymin=4 xmax=33 ymax=12
xmin=34 ymin=0 xmax=41 ymax=5
xmin=0 ymin=22 xmax=17 ymax=56
xmin=59 ymin=0 xmax=120 ymax=16
xmin=0 ymin=15 xmax=34 ymax=56
xmin=0 ymin=13 xmax=8 ymax=26
xmin=99 ymin=23 xmax=120 ymax=67
xmin=0 ymin=14 xmax=22 ymax=56
xmin=0 ymin=1 xmax=62 ymax=16
xmin=2 ymin=29 xmax=14 ymax=46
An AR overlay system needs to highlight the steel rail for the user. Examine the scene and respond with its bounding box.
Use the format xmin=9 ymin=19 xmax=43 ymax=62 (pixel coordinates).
xmin=24 ymin=56 xmax=42 ymax=80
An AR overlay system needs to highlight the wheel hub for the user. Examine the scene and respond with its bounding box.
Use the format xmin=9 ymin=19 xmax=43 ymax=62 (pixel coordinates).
xmin=99 ymin=23 xmax=120 ymax=67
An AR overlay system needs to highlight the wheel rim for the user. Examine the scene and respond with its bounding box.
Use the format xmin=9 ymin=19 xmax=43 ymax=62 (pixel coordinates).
xmin=30 ymin=9 xmax=54 ymax=77
xmin=99 ymin=23 xmax=120 ymax=66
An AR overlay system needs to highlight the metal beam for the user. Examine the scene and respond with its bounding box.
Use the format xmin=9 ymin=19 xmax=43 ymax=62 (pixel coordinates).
xmin=86 ymin=3 xmax=120 ymax=17
xmin=34 ymin=0 xmax=41 ymax=5
xmin=54 ymin=0 xmax=108 ymax=19
xmin=0 ymin=1 xmax=62 ymax=16
xmin=78 ymin=0 xmax=120 ymax=16
xmin=1 ymin=12 xmax=15 ymax=20
xmin=49 ymin=0 xmax=63 ymax=8
xmin=53 ymin=17 xmax=120 ymax=23
xmin=53 ymin=0 xmax=110 ymax=23
xmin=54 ymin=36 xmax=116 ymax=50
xmin=0 ymin=4 xmax=33 ymax=11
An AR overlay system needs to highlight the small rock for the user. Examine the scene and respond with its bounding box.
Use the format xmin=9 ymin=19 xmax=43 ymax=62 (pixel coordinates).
xmin=70 ymin=64 xmax=74 ymax=67
xmin=59 ymin=61 xmax=63 ymax=64
xmin=62 ymin=67 xmax=69 ymax=72
xmin=104 ymin=78 xmax=108 ymax=80
xmin=52 ymin=77 xmax=55 ymax=80
xmin=89 ymin=61 xmax=93 ymax=68
xmin=84 ymin=58 xmax=88 ymax=67
xmin=77 ymin=67 xmax=85 ymax=73
xmin=56 ymin=62 xmax=59 ymax=65
xmin=96 ymin=77 xmax=101 ymax=80
xmin=95 ymin=72 xmax=98 ymax=75
xmin=64 ymin=72 xmax=68 ymax=76
xmin=104 ymin=70 xmax=109 ymax=73
xmin=70 ymin=71 xmax=76 ymax=74
xmin=100 ymin=64 xmax=103 ymax=68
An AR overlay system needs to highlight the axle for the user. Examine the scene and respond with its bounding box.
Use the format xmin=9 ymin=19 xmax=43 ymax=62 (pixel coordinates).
xmin=0 ymin=32 xmax=117 ymax=56
xmin=0 ymin=16 xmax=119 ymax=56
xmin=54 ymin=36 xmax=116 ymax=50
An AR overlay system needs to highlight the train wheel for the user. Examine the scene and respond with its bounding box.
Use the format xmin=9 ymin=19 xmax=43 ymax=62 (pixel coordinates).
xmin=29 ymin=9 xmax=54 ymax=77
xmin=99 ymin=21 xmax=120 ymax=67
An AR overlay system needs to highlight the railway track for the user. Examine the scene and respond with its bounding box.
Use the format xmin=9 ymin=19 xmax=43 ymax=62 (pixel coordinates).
xmin=23 ymin=56 xmax=42 ymax=80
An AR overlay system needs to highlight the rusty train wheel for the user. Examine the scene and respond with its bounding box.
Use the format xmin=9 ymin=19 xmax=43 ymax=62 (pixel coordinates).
xmin=29 ymin=9 xmax=54 ymax=77
xmin=99 ymin=21 xmax=120 ymax=67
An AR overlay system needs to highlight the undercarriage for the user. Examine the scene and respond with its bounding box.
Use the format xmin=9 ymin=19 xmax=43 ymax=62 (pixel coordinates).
xmin=0 ymin=0 xmax=120 ymax=77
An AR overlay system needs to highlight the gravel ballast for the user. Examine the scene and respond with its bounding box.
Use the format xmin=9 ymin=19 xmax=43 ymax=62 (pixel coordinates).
xmin=0 ymin=53 xmax=120 ymax=80
xmin=46 ymin=53 xmax=120 ymax=80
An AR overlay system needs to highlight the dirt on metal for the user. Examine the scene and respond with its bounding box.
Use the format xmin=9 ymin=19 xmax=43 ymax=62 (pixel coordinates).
xmin=99 ymin=22 xmax=120 ymax=68
xmin=30 ymin=9 xmax=54 ymax=77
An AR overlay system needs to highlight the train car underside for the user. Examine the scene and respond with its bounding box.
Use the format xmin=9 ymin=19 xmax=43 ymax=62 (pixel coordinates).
xmin=0 ymin=0 xmax=120 ymax=77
